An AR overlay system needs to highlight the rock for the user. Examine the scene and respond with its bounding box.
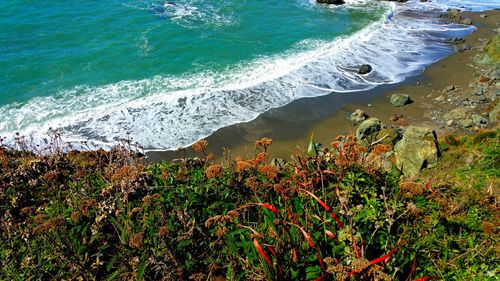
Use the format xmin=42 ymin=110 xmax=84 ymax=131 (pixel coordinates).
xmin=356 ymin=118 xmax=382 ymax=143
xmin=358 ymin=64 xmax=372 ymax=75
xmin=471 ymin=114 xmax=488 ymax=126
xmin=480 ymin=14 xmax=487 ymax=18
xmin=457 ymin=118 xmax=474 ymax=128
xmin=316 ymin=0 xmax=345 ymax=5
xmin=488 ymin=68 xmax=500 ymax=81
xmin=394 ymin=126 xmax=440 ymax=176
xmin=447 ymin=9 xmax=461 ymax=20
xmin=350 ymin=109 xmax=368 ymax=124
xmin=460 ymin=18 xmax=472 ymax=25
xmin=443 ymin=108 xmax=472 ymax=125
xmin=375 ymin=128 xmax=400 ymax=145
xmin=367 ymin=104 xmax=372 ymax=107
xmin=390 ymin=94 xmax=411 ymax=107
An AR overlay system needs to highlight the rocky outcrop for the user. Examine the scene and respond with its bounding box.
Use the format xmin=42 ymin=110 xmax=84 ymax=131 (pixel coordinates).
xmin=474 ymin=35 xmax=500 ymax=66
xmin=316 ymin=0 xmax=345 ymax=5
xmin=390 ymin=94 xmax=411 ymax=107
xmin=394 ymin=126 xmax=440 ymax=176
xmin=350 ymin=109 xmax=368 ymax=124
xmin=358 ymin=64 xmax=372 ymax=75
xmin=443 ymin=108 xmax=473 ymax=128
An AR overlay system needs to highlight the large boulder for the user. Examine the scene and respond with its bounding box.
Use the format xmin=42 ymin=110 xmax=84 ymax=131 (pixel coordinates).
xmin=356 ymin=118 xmax=382 ymax=144
xmin=394 ymin=126 xmax=440 ymax=176
xmin=390 ymin=94 xmax=411 ymax=107
xmin=350 ymin=109 xmax=368 ymax=124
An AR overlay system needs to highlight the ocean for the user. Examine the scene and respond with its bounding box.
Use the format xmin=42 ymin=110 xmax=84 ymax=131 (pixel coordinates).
xmin=0 ymin=0 xmax=499 ymax=150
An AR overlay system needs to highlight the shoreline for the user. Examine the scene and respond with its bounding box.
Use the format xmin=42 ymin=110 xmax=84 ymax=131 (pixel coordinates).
xmin=147 ymin=9 xmax=500 ymax=162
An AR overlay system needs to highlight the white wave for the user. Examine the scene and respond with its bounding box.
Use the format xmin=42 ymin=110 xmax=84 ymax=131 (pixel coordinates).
xmin=155 ymin=0 xmax=237 ymax=28
xmin=0 ymin=0 xmax=493 ymax=151
xmin=412 ymin=0 xmax=500 ymax=12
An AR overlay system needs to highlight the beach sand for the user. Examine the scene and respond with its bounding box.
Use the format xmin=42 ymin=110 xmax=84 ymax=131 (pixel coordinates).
xmin=147 ymin=10 xmax=499 ymax=162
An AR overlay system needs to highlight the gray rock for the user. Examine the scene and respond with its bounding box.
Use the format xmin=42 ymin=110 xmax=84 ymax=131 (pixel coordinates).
xmin=480 ymin=14 xmax=487 ymax=18
xmin=358 ymin=64 xmax=372 ymax=75
xmin=356 ymin=118 xmax=382 ymax=143
xmin=471 ymin=114 xmax=488 ymax=126
xmin=394 ymin=126 xmax=439 ymax=176
xmin=390 ymin=94 xmax=411 ymax=107
xmin=488 ymin=69 xmax=500 ymax=81
xmin=350 ymin=109 xmax=368 ymax=124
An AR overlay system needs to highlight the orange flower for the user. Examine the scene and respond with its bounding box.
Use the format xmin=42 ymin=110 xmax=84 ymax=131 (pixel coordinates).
xmin=255 ymin=138 xmax=273 ymax=149
xmin=192 ymin=139 xmax=208 ymax=153
xmin=258 ymin=164 xmax=278 ymax=181
xmin=236 ymin=160 xmax=252 ymax=173
xmin=206 ymin=165 xmax=223 ymax=179
xmin=253 ymin=152 xmax=267 ymax=165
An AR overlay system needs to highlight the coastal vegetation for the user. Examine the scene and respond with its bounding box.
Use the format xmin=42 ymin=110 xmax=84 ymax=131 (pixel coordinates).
xmin=1 ymin=4 xmax=499 ymax=281
xmin=1 ymin=129 xmax=498 ymax=280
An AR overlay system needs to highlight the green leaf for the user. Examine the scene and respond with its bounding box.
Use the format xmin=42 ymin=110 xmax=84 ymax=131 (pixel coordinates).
xmin=307 ymin=133 xmax=315 ymax=157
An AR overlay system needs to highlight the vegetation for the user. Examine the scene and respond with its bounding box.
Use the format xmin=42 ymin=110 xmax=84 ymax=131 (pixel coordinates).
xmin=0 ymin=131 xmax=498 ymax=280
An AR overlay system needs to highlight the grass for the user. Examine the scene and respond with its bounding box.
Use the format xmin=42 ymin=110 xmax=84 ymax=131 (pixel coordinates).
xmin=0 ymin=131 xmax=498 ymax=280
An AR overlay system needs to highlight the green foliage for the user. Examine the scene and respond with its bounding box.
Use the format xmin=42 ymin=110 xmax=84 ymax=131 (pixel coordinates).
xmin=0 ymin=133 xmax=498 ymax=280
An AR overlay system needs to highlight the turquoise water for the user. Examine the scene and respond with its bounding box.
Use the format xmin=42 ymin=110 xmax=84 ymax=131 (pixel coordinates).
xmin=0 ymin=0 xmax=498 ymax=150
xmin=0 ymin=0 xmax=383 ymax=105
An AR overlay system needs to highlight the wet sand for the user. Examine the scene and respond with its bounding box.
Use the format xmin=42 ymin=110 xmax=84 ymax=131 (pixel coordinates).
xmin=147 ymin=10 xmax=499 ymax=163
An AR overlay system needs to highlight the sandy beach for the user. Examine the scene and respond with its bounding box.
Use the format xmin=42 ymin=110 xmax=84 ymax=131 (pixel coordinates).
xmin=147 ymin=10 xmax=499 ymax=162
